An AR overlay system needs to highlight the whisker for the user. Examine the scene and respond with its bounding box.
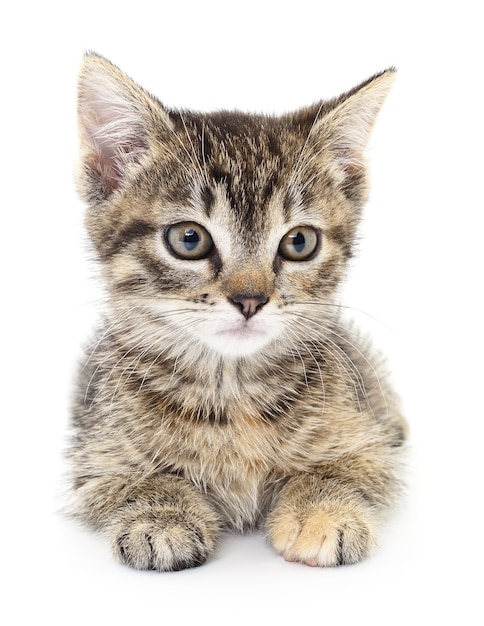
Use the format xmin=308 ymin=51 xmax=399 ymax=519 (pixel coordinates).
xmin=289 ymin=316 xmax=362 ymax=405
xmin=158 ymin=142 xmax=195 ymax=183
xmin=82 ymin=304 xmax=204 ymax=404
xmin=294 ymin=299 xmax=390 ymax=328
xmin=287 ymin=311 xmax=379 ymax=418
xmin=287 ymin=101 xmax=325 ymax=190
xmin=283 ymin=321 xmax=326 ymax=412
xmin=163 ymin=111 xmax=207 ymax=191
xmin=200 ymin=122 xmax=208 ymax=177
xmin=136 ymin=317 xmax=206 ymax=396
xmin=180 ymin=112 xmax=210 ymax=188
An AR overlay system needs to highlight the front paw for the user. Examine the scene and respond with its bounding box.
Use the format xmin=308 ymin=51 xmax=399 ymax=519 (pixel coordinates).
xmin=108 ymin=507 xmax=219 ymax=572
xmin=266 ymin=498 xmax=376 ymax=567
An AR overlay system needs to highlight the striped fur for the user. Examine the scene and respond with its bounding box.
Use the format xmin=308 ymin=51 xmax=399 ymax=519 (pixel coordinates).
xmin=68 ymin=53 xmax=407 ymax=570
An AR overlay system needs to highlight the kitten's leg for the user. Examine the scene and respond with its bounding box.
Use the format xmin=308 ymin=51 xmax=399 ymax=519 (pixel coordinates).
xmin=265 ymin=453 xmax=401 ymax=566
xmin=73 ymin=474 xmax=221 ymax=571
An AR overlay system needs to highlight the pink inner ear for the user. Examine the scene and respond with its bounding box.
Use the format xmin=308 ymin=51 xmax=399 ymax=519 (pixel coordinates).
xmin=89 ymin=126 xmax=148 ymax=194
xmin=78 ymin=80 xmax=149 ymax=196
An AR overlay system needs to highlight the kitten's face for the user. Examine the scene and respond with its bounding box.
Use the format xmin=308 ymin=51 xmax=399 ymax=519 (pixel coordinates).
xmin=77 ymin=55 xmax=394 ymax=360
xmin=142 ymin=160 xmax=328 ymax=358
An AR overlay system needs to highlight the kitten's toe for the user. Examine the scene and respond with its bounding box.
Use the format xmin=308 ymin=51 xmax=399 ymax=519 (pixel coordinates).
xmin=266 ymin=505 xmax=375 ymax=567
xmin=109 ymin=508 xmax=219 ymax=572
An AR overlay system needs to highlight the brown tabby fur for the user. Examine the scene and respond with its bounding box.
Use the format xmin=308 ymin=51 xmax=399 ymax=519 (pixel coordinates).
xmin=68 ymin=52 xmax=407 ymax=571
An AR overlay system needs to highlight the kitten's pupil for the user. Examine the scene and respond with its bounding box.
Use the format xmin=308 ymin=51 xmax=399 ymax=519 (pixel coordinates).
xmin=290 ymin=231 xmax=306 ymax=253
xmin=183 ymin=228 xmax=200 ymax=251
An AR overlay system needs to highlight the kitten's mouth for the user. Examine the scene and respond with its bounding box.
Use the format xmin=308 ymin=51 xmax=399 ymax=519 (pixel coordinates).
xmin=217 ymin=324 xmax=265 ymax=339
xmin=199 ymin=318 xmax=276 ymax=357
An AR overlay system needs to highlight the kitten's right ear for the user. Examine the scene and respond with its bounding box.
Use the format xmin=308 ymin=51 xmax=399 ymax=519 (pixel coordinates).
xmin=76 ymin=53 xmax=172 ymax=201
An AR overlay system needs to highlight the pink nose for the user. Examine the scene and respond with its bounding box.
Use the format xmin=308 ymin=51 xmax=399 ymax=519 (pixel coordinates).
xmin=229 ymin=294 xmax=268 ymax=320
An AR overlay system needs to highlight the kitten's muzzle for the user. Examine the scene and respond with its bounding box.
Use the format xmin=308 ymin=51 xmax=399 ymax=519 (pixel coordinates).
xmin=229 ymin=294 xmax=268 ymax=320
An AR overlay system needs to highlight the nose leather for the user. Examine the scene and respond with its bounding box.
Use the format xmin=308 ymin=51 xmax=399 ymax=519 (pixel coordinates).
xmin=229 ymin=294 xmax=268 ymax=320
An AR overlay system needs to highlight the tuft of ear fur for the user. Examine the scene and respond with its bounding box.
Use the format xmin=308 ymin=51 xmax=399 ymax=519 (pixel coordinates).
xmin=76 ymin=52 xmax=173 ymax=201
xmin=312 ymin=69 xmax=396 ymax=194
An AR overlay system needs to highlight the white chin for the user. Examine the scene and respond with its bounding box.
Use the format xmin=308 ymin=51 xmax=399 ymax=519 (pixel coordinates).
xmin=201 ymin=326 xmax=276 ymax=358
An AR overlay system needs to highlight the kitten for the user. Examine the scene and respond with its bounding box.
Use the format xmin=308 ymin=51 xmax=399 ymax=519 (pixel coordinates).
xmin=69 ymin=52 xmax=407 ymax=571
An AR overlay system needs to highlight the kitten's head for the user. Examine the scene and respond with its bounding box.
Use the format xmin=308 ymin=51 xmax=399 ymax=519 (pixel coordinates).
xmin=76 ymin=53 xmax=394 ymax=360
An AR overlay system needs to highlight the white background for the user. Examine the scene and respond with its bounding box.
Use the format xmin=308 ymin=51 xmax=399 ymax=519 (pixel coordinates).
xmin=2 ymin=1 xmax=482 ymax=623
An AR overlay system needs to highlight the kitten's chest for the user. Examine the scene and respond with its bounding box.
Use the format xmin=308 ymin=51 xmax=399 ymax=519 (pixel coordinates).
xmin=149 ymin=394 xmax=330 ymax=489
xmin=156 ymin=412 xmax=289 ymax=530
xmin=139 ymin=363 xmax=334 ymax=478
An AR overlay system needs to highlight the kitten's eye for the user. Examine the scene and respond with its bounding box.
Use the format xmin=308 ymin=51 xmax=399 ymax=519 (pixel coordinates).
xmin=165 ymin=222 xmax=213 ymax=260
xmin=278 ymin=226 xmax=319 ymax=261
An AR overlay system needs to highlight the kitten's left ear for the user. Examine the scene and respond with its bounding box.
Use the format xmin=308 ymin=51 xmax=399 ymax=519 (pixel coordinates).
xmin=311 ymin=69 xmax=396 ymax=191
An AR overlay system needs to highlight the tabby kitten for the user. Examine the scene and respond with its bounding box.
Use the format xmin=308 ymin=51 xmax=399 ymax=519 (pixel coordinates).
xmin=69 ymin=53 xmax=407 ymax=571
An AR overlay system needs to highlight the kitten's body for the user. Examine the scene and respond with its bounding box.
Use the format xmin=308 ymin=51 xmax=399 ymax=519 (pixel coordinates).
xmin=69 ymin=54 xmax=407 ymax=570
